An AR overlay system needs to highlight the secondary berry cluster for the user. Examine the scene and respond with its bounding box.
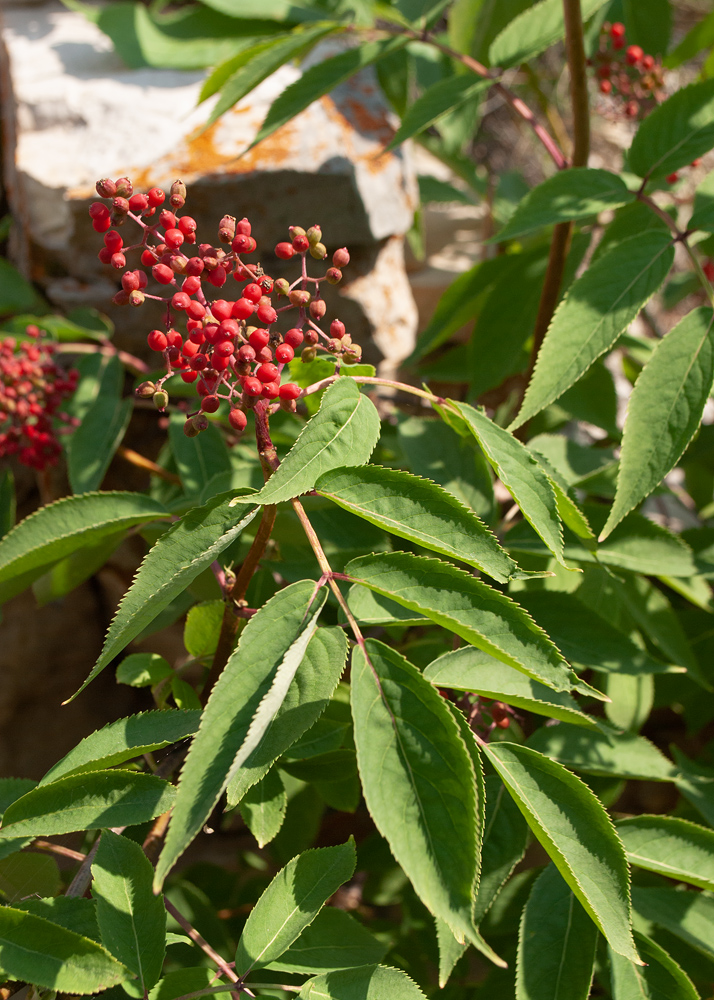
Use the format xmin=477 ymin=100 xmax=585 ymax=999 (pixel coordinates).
xmin=89 ymin=177 xmax=359 ymax=438
xmin=590 ymin=21 xmax=665 ymax=120
xmin=0 ymin=327 xmax=79 ymax=470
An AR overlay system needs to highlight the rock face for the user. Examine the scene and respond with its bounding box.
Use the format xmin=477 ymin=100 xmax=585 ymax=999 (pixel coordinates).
xmin=0 ymin=1 xmax=418 ymax=373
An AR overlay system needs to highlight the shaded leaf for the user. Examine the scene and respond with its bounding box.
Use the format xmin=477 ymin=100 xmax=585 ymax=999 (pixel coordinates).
xmin=632 ymin=886 xmax=714 ymax=960
xmin=168 ymin=412 xmax=231 ymax=498
xmin=68 ymin=394 xmax=131 ymax=494
xmin=252 ymin=379 xmax=381 ymax=505
xmin=239 ymin=768 xmax=287 ymax=848
xmin=235 ymin=840 xmax=356 ymax=975
xmin=528 ymin=722 xmax=676 ymax=781
xmin=511 ymin=232 xmax=674 ymax=429
xmin=0 ymin=852 xmax=60 ymax=902
xmin=609 ymin=932 xmax=699 ymax=999
xmin=616 ymin=815 xmax=714 ymax=890
xmin=629 ymin=78 xmax=714 ymax=180
xmin=387 ymin=74 xmax=490 ymax=151
xmin=266 ymin=906 xmax=387 ymax=973
xmin=300 ymin=963 xmax=427 ymax=999
xmin=489 ymin=0 xmax=608 ymax=68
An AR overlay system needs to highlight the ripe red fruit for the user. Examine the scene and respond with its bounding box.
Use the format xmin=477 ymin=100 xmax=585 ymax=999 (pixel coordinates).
xmin=279 ymin=382 xmax=302 ymax=401
xmin=257 ymin=301 xmax=277 ymax=325
xmin=213 ymin=354 xmax=231 ymax=371
xmin=256 ymin=362 xmax=279 ymax=383
xmin=171 ymin=292 xmax=191 ymax=311
xmin=182 ymin=339 xmax=199 ymax=358
xmin=95 ymin=178 xmax=117 ymax=198
xmin=275 ymin=241 xmax=295 ymax=259
xmin=243 ymin=282 xmax=262 ymax=303
xmin=232 ymin=234 xmax=256 ymax=254
xmin=238 ymin=344 xmax=256 ymax=363
xmin=147 ymin=330 xmax=168 ymax=351
xmin=243 ymin=377 xmax=263 ymax=396
xmin=666 ymin=172 xmax=679 ymax=184
xmin=236 ymin=218 xmax=251 ymax=236
xmin=186 ymin=301 xmax=204 ymax=321
xmin=148 ymin=187 xmax=165 ymax=207
xmin=261 ymin=381 xmax=280 ymax=399
xmin=128 ymin=193 xmax=149 ymax=212
xmin=642 ymin=54 xmax=655 ymax=71
xmin=703 ymin=261 xmax=714 ymax=282
xmin=211 ymin=300 xmax=232 ymax=321
xmin=206 ymin=266 xmax=227 ymax=287
xmin=182 ymin=275 xmax=202 ymax=295
xmin=201 ymin=395 xmax=220 ymax=413
xmin=93 ymin=216 xmax=111 ymax=233
xmin=164 ymin=228 xmax=185 ymax=250
xmin=166 ymin=329 xmax=183 ymax=348
xmin=283 ymin=329 xmax=303 ymax=350
xmin=122 ymin=271 xmax=140 ymax=293
xmin=190 ymin=354 xmax=208 ymax=371
xmin=89 ymin=202 xmax=110 ymax=219
xmin=599 ymin=79 xmax=612 ymax=94
xmin=98 ymin=247 xmax=113 ymax=264
xmin=181 ymin=370 xmax=199 ymax=383
xmin=218 ymin=318 xmax=240 ymax=338
xmin=110 ymin=252 xmax=126 ymax=270
xmin=104 ymin=230 xmax=123 ymax=252
xmin=610 ymin=21 xmax=626 ymax=38
xmin=232 ymin=298 xmax=254 ymax=320
xmin=152 ymin=263 xmax=174 ymax=285
xmin=185 ymin=257 xmax=205 ymax=277
xmin=292 ymin=234 xmax=309 ymax=252
xmin=249 ymin=329 xmax=270 ymax=351
xmin=141 ymin=249 xmax=156 ymax=267
xmin=229 ymin=408 xmax=248 ymax=432
xmin=178 ymin=216 xmax=197 ymax=236
xmin=332 ymin=247 xmax=350 ymax=267
xmin=275 ymin=343 xmax=294 ymax=364
xmin=214 ymin=339 xmax=235 ymax=358
xmin=160 ymin=209 xmax=177 ymax=230
xmin=626 ymin=44 xmax=643 ymax=65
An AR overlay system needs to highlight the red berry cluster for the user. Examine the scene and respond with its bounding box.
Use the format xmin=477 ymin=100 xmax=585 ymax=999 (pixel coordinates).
xmin=590 ymin=22 xmax=665 ymax=120
xmin=0 ymin=326 xmax=79 ymax=470
xmin=89 ymin=177 xmax=360 ymax=438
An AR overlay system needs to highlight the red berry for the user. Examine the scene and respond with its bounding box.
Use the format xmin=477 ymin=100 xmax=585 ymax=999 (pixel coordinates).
xmin=218 ymin=318 xmax=239 ymax=338
xmin=211 ymin=299 xmax=233 ymax=322
xmin=257 ymin=301 xmax=277 ymax=325
xmin=93 ymin=216 xmax=111 ymax=233
xmin=232 ymin=234 xmax=256 ymax=254
xmin=98 ymin=247 xmax=113 ymax=264
xmin=104 ymin=230 xmax=123 ymax=252
xmin=164 ymin=228 xmax=185 ymax=250
xmin=187 ymin=301 xmax=205 ymax=322
xmin=275 ymin=241 xmax=295 ymax=260
xmin=666 ymin=172 xmax=679 ymax=184
xmin=256 ymin=345 xmax=274 ymax=363
xmin=122 ymin=271 xmax=140 ymax=292
xmin=600 ymin=79 xmax=612 ymax=94
xmin=249 ymin=329 xmax=270 ymax=350
xmin=207 ymin=266 xmax=227 ymax=287
xmin=128 ymin=193 xmax=149 ymax=212
xmin=185 ymin=257 xmax=205 ymax=277
xmin=147 ymin=330 xmax=168 ymax=351
xmin=183 ymin=275 xmax=202 ymax=295
xmin=332 ymin=247 xmax=350 ymax=267
xmin=166 ymin=329 xmax=183 ymax=348
xmin=256 ymin=362 xmax=279 ymax=383
xmin=213 ymin=354 xmax=231 ymax=371
xmin=229 ymin=408 xmax=247 ymax=432
xmin=243 ymin=377 xmax=263 ymax=396
xmin=148 ymin=187 xmax=165 ymax=207
xmin=190 ymin=354 xmax=208 ymax=371
xmin=626 ymin=44 xmax=643 ymax=65
xmin=232 ymin=297 xmax=254 ymax=320
xmin=160 ymin=209 xmax=177 ymax=230
xmin=610 ymin=21 xmax=626 ymax=38
xmin=292 ymin=234 xmax=309 ymax=252
xmin=642 ymin=54 xmax=655 ymax=71
xmin=330 ymin=319 xmax=346 ymax=339
xmin=182 ymin=339 xmax=199 ymax=358
xmin=236 ymin=218 xmax=251 ymax=236
xmin=110 ymin=252 xmax=126 ymax=269
xmin=204 ymin=324 xmax=221 ymax=345
xmin=89 ymin=202 xmax=110 ymax=220
xmin=178 ymin=216 xmax=197 ymax=236
xmin=214 ymin=339 xmax=234 ymax=358
xmin=279 ymin=382 xmax=302 ymax=401
xmin=201 ymin=395 xmax=220 ymax=413
xmin=238 ymin=344 xmax=256 ymax=362
xmin=275 ymin=343 xmax=294 ymax=364
xmin=261 ymin=381 xmax=280 ymax=399
xmin=597 ymin=64 xmax=611 ymax=79
xmin=243 ymin=282 xmax=262 ymax=303
xmin=613 ymin=35 xmax=625 ymax=50
xmin=95 ymin=178 xmax=117 ymax=198
xmin=152 ymin=263 xmax=174 ymax=285
xmin=141 ymin=249 xmax=156 ymax=267
xmin=284 ymin=328 xmax=304 ymax=348
xmin=171 ymin=292 xmax=191 ymax=311
xmin=703 ymin=261 xmax=714 ymax=282
xmin=181 ymin=370 xmax=198 ymax=383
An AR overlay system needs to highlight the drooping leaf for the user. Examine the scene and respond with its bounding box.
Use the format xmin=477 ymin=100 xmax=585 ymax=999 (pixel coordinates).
xmin=603 ymin=307 xmax=714 ymax=538
xmin=424 ymin=647 xmax=595 ymax=727
xmin=265 ymin=906 xmax=387 ymax=973
xmin=387 ymin=74 xmax=491 ymax=151
xmin=482 ymin=741 xmax=640 ymax=963
xmin=92 ymin=831 xmax=166 ymax=992
xmin=511 ymin=232 xmax=674 ymax=429
xmin=452 ymin=402 xmax=565 ymax=566
xmin=473 ymin=775 xmax=529 ymax=924
xmin=300 ymin=964 xmax=427 ymax=999
xmin=632 ymin=886 xmax=714 ymax=960
xmin=249 ymin=37 xmax=407 ymax=150
xmin=315 ymin=465 xmax=516 ymax=582
xmin=516 ymin=863 xmax=597 ymax=1000
xmin=351 ymin=639 xmax=486 ymax=951
xmin=0 ymin=492 xmax=169 ymax=605
xmin=239 ymin=768 xmax=287 ymax=848
xmin=528 ymin=722 xmax=677 ymax=781
xmin=225 ymin=626 xmax=347 ymax=807
xmin=493 ymin=168 xmax=632 ymax=243
xmin=0 ymin=905 xmax=129 ymax=993
xmin=609 ymin=932 xmax=700 ymax=1000
xmin=629 ymin=78 xmax=714 ymax=180
xmin=168 ymin=412 xmax=232 ymax=498
xmin=435 ymin=918 xmax=468 ymax=987
xmin=40 ymin=710 xmax=199 ymax=785
xmin=155 ymin=581 xmax=327 ymax=889
xmin=0 ymin=771 xmax=176 ymax=839
xmin=346 ymin=551 xmax=575 ymax=692
xmin=70 ymin=492 xmax=257 ymax=699
xmin=489 ymin=0 xmax=608 ymax=68
xmin=68 ymin=393 xmax=132 ymax=494
xmin=252 ymin=379 xmax=381 ymax=505
xmin=235 ymin=840 xmax=356 ymax=975
xmin=616 ymin=815 xmax=714 ymax=890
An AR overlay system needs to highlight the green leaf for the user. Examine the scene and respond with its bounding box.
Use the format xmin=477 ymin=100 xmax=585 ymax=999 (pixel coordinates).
xmin=40 ymin=710 xmax=200 ymax=785
xmin=168 ymin=412 xmax=232 ymax=498
xmin=629 ymin=78 xmax=714 ymax=180
xmin=689 ymin=169 xmax=714 ymax=231
xmin=603 ymin=307 xmax=714 ymax=538
xmin=0 ymin=491 xmax=168 ymax=605
xmin=250 ymin=37 xmax=407 ymax=150
xmin=266 ymin=906 xmax=387 ymax=973
xmin=435 ymin=917 xmax=467 ymax=987
xmin=673 ymin=749 xmax=714 ymax=827
xmin=452 ymin=402 xmax=565 ymax=566
xmin=68 ymin=395 xmax=132 ymax=494
xmin=623 ymin=0 xmax=671 ymax=56
xmin=481 ymin=741 xmax=640 ymax=963
xmin=0 ymin=770 xmax=176 ymax=839
xmin=346 ymin=551 xmax=576 ymax=692
xmin=0 ymin=469 xmax=15 ymax=540
xmin=424 ymin=647 xmax=596 ymax=727
xmin=32 ymin=526 xmax=127 ymax=607
xmin=92 ymin=831 xmax=165 ymax=992
xmin=225 ymin=626 xmax=348 ymax=807
xmin=315 ymin=465 xmax=516 ymax=582
xmin=148 ymin=969 xmax=215 ymax=1000
xmin=516 ymin=592 xmax=675 ymax=676
xmin=71 ymin=492 xmax=257 ymax=699
xmin=605 ymin=672 xmax=654 ymax=732
xmin=0 ymin=905 xmax=129 ymax=993
xmin=489 ymin=0 xmax=608 ymax=68
xmin=511 ymin=232 xmax=675 ymax=429
xmin=235 ymin=840 xmax=356 ymax=975
xmin=616 ymin=815 xmax=714 ymax=890
xmin=609 ymin=932 xmax=700 ymax=1000
xmin=116 ymin=652 xmax=173 ymax=687
xmin=347 ymin=583 xmax=429 ymax=626
xmin=387 ymin=74 xmax=490 ymax=151
xmin=493 ymin=168 xmax=632 ymax=243
xmin=527 ymin=722 xmax=677 ymax=781
xmin=473 ymin=774 xmax=529 ymax=923
xmin=239 ymin=768 xmax=287 ymax=848
xmin=300 ymin=963 xmax=427 ymax=999
xmin=205 ymin=24 xmax=341 ymax=125
xmin=351 ymin=639 xmax=484 ymax=949
xmin=252 ymin=380 xmax=380 ymax=505
xmin=155 ymin=581 xmax=327 ymax=889
xmin=13 ymin=896 xmax=99 ymax=941
xmin=0 ymin=851 xmax=60 ymax=902
xmin=666 ymin=9 xmax=714 ymax=68
xmin=0 ymin=258 xmax=44 ymax=315
xmin=183 ymin=600 xmax=224 ymax=660
xmin=632 ymin=886 xmax=714 ymax=961
xmin=516 ymin=863 xmax=597 ymax=1000
xmin=0 ymin=778 xmax=36 ymax=818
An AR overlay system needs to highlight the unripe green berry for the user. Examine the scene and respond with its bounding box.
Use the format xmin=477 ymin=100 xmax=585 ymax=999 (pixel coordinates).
xmin=129 ymin=290 xmax=145 ymax=307
xmin=275 ymin=278 xmax=290 ymax=296
xmin=306 ymin=225 xmax=322 ymax=245
xmin=153 ymin=390 xmax=169 ymax=410
xmin=301 ymin=346 xmax=317 ymax=363
xmin=289 ymin=289 xmax=311 ymax=307
xmin=135 ymin=380 xmax=156 ymax=398
xmin=309 ymin=243 xmax=327 ymax=260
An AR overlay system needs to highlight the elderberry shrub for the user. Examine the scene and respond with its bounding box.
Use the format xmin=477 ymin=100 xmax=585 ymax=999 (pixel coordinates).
xmin=590 ymin=21 xmax=665 ymax=120
xmin=90 ymin=177 xmax=360 ymax=438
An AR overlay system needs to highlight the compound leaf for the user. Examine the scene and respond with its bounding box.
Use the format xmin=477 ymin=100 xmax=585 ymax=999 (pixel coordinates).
xmin=528 ymin=723 xmax=676 ymax=782
xmin=489 ymin=0 xmax=608 ymax=68
xmin=387 ymin=74 xmax=490 ymax=151
xmin=616 ymin=815 xmax=714 ymax=890
xmin=265 ymin=906 xmax=387 ymax=973
xmin=239 ymin=768 xmax=287 ymax=848
xmin=300 ymin=964 xmax=427 ymax=999
xmin=629 ymin=78 xmax=714 ymax=180
xmin=609 ymin=932 xmax=699 ymax=1000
